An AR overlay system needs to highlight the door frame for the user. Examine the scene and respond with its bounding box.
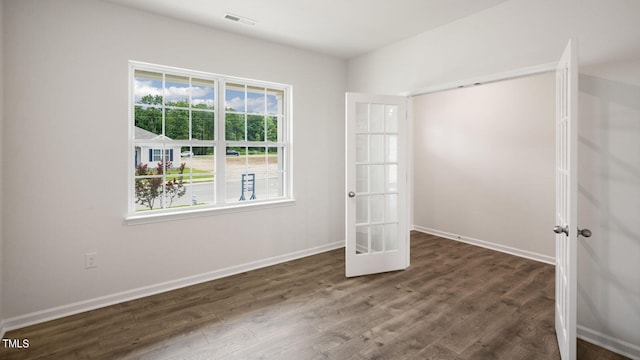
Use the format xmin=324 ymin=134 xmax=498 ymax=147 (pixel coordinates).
xmin=404 ymin=55 xmax=577 ymax=359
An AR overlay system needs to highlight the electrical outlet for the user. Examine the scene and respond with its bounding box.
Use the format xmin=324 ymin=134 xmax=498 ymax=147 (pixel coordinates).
xmin=85 ymin=252 xmax=97 ymax=269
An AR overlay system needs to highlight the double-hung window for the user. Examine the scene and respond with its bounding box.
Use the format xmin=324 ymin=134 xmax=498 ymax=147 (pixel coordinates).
xmin=129 ymin=62 xmax=292 ymax=218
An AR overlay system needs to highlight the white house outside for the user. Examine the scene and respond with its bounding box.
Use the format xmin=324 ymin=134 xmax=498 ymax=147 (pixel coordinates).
xmin=134 ymin=126 xmax=184 ymax=169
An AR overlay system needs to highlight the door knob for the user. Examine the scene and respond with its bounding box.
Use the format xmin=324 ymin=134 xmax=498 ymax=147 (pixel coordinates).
xmin=578 ymin=228 xmax=592 ymax=238
xmin=553 ymin=225 xmax=568 ymax=235
xmin=348 ymin=191 xmax=356 ymax=198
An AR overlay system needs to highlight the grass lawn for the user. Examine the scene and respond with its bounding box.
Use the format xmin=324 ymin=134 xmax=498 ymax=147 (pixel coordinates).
xmin=166 ymin=167 xmax=214 ymax=182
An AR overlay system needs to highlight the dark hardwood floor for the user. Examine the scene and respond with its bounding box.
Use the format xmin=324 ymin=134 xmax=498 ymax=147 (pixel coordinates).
xmin=2 ymin=232 xmax=629 ymax=359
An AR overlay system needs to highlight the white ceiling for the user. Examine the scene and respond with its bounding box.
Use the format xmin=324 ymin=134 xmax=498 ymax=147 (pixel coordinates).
xmin=105 ymin=0 xmax=509 ymax=59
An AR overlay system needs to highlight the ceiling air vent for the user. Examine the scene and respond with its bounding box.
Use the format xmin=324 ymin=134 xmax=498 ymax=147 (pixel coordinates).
xmin=224 ymin=13 xmax=256 ymax=26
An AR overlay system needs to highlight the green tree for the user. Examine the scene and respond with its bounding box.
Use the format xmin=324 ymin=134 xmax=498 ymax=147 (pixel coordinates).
xmin=267 ymin=116 xmax=278 ymax=142
xmin=225 ymin=110 xmax=245 ymax=141
xmin=165 ymin=107 xmax=189 ymax=140
xmin=141 ymin=94 xmax=163 ymax=105
xmin=192 ymin=108 xmax=214 ymax=140
xmin=247 ymin=115 xmax=265 ymax=141
xmin=135 ymin=94 xmax=163 ymax=135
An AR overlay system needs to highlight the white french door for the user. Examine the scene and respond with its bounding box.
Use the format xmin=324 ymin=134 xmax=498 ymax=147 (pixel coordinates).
xmin=345 ymin=93 xmax=409 ymax=277
xmin=554 ymin=39 xmax=579 ymax=360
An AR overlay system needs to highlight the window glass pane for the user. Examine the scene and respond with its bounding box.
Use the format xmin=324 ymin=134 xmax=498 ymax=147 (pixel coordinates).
xmin=385 ymin=224 xmax=398 ymax=251
xmin=251 ymin=171 xmax=267 ymax=200
xmin=247 ymin=86 xmax=266 ymax=114
xmin=386 ymin=164 xmax=398 ymax=192
xmin=134 ymin=70 xmax=163 ymax=105
xmin=135 ymin=105 xmax=162 ymax=136
xmin=165 ymin=109 xmax=189 ymax=140
xmin=226 ymin=146 xmax=247 ymax=202
xmin=356 ymin=165 xmax=368 ymax=193
xmin=370 ymin=165 xmax=385 ymax=193
xmin=134 ymin=172 xmax=163 ymax=212
xmin=134 ymin=147 xmax=189 ymax=212
xmin=226 ymin=83 xmax=245 ymax=112
xmin=184 ymin=146 xmax=215 ymax=183
xmin=356 ymin=196 xmax=368 ymax=224
xmin=183 ymin=146 xmax=215 ymax=207
xmin=385 ymin=105 xmax=398 ymax=133
xmin=247 ymin=115 xmax=265 ymax=141
xmin=267 ymin=147 xmax=283 ymax=198
xmin=370 ymin=104 xmax=384 ymax=132
xmin=225 ymin=113 xmax=246 ymax=141
xmin=250 ymin=147 xmax=267 ymax=199
xmin=267 ymin=89 xmax=284 ymax=115
xmin=386 ymin=135 xmax=397 ymax=163
xmin=356 ymin=226 xmax=369 ymax=254
xmin=266 ymin=116 xmax=279 ymax=142
xmin=165 ymin=74 xmax=190 ymax=107
xmin=356 ymin=103 xmax=368 ymax=132
xmin=370 ymin=135 xmax=384 ymax=163
xmin=268 ymin=171 xmax=284 ymax=199
xmin=192 ymin=110 xmax=215 ymax=141
xmin=385 ymin=194 xmax=397 ymax=222
xmin=191 ymin=180 xmax=215 ymax=209
xmin=162 ymin=160 xmax=188 ymax=209
xmin=356 ymin=135 xmax=368 ymax=163
xmin=192 ymin=78 xmax=215 ymax=110
xmin=369 ymin=195 xmax=384 ymax=223
xmin=370 ymin=225 xmax=384 ymax=253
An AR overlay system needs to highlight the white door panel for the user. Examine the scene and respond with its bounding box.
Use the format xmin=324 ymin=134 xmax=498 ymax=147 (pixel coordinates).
xmin=346 ymin=93 xmax=409 ymax=277
xmin=554 ymin=39 xmax=578 ymax=360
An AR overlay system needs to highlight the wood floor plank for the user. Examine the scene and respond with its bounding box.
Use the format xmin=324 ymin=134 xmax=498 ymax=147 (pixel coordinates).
xmin=1 ymin=232 xmax=630 ymax=360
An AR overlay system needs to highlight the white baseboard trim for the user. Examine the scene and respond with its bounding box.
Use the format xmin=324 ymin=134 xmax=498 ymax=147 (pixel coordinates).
xmin=2 ymin=241 xmax=344 ymax=332
xmin=578 ymin=325 xmax=640 ymax=360
xmin=412 ymin=225 xmax=555 ymax=265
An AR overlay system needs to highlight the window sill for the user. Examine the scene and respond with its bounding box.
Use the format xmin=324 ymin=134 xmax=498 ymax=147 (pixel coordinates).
xmin=125 ymin=199 xmax=296 ymax=225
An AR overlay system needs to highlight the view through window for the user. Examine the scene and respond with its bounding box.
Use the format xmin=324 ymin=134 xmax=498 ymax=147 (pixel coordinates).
xmin=130 ymin=62 xmax=291 ymax=216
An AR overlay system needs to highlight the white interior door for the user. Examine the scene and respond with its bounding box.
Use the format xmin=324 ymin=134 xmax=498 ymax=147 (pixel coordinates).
xmin=554 ymin=39 xmax=578 ymax=360
xmin=345 ymin=93 xmax=408 ymax=277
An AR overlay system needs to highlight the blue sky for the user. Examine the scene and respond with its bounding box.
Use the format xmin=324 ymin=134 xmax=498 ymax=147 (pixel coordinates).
xmin=134 ymin=78 xmax=214 ymax=108
xmin=135 ymin=75 xmax=281 ymax=114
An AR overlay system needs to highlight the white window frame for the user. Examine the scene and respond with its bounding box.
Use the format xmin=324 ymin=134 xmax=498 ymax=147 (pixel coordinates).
xmin=127 ymin=61 xmax=294 ymax=224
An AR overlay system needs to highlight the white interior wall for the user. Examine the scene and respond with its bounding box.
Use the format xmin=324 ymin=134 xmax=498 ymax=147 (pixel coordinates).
xmin=412 ymin=73 xmax=555 ymax=262
xmin=2 ymin=0 xmax=346 ymax=325
xmin=577 ymin=62 xmax=640 ymax=356
xmin=348 ymin=0 xmax=640 ymax=355
xmin=347 ymin=0 xmax=640 ymax=95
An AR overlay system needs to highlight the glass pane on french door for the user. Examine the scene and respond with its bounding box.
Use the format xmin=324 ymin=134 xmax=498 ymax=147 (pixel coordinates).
xmin=354 ymin=103 xmax=399 ymax=255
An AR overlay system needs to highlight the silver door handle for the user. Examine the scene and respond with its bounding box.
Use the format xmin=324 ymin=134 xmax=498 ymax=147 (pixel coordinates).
xmin=553 ymin=225 xmax=568 ymax=235
xmin=553 ymin=225 xmax=592 ymax=238
xmin=348 ymin=191 xmax=356 ymax=198
xmin=578 ymin=228 xmax=592 ymax=238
